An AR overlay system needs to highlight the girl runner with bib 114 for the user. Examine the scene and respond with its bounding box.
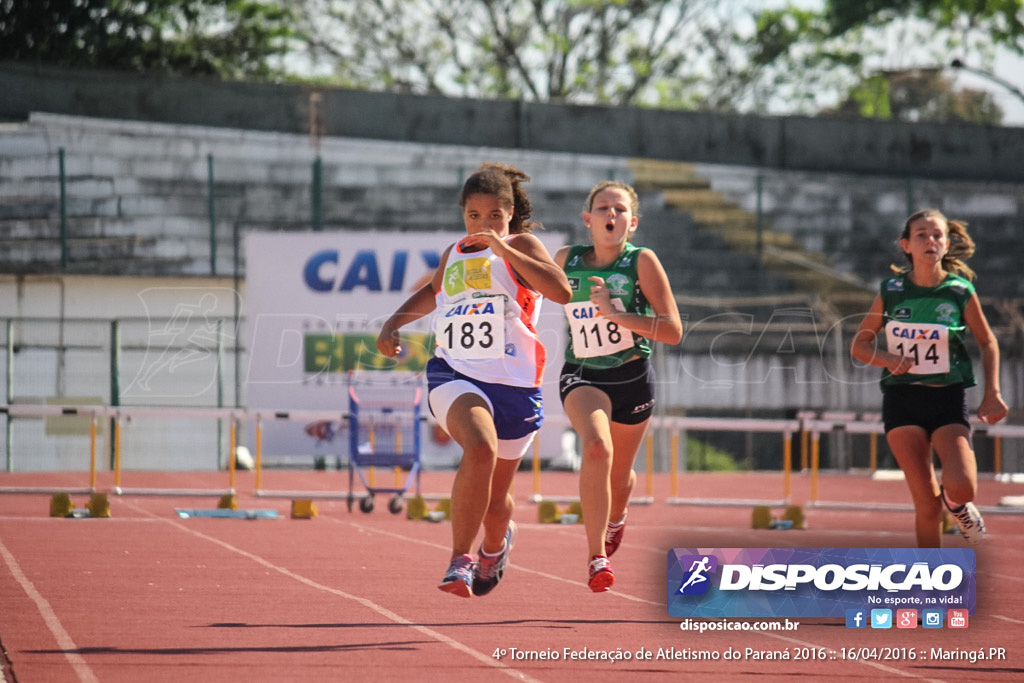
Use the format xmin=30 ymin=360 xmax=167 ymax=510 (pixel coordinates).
xmin=850 ymin=209 xmax=1007 ymax=548
xmin=554 ymin=181 xmax=682 ymax=592
xmin=376 ymin=163 xmax=571 ymax=597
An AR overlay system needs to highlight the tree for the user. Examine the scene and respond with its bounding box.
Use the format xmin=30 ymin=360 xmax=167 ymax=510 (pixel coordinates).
xmin=291 ymin=0 xmax=746 ymax=108
xmin=742 ymin=0 xmax=1023 ymax=122
xmin=829 ymin=69 xmax=1003 ymax=124
xmin=0 ymin=0 xmax=297 ymax=79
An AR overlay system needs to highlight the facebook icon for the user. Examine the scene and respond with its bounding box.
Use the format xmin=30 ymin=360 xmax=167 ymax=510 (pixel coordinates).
xmin=846 ymin=609 xmax=866 ymax=629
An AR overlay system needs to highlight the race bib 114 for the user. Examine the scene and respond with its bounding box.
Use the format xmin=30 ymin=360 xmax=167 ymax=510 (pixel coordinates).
xmin=884 ymin=321 xmax=950 ymax=375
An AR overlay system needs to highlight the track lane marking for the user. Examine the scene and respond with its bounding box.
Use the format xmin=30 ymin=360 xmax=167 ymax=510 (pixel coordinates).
xmin=337 ymin=519 xmax=950 ymax=682
xmin=120 ymin=501 xmax=543 ymax=683
xmin=0 ymin=538 xmax=99 ymax=683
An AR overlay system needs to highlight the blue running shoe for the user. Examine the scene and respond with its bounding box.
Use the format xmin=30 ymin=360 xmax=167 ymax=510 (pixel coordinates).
xmin=472 ymin=521 xmax=518 ymax=597
xmin=439 ymin=554 xmax=475 ymax=597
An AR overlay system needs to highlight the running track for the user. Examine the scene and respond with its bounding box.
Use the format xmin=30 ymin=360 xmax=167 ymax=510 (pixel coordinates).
xmin=1 ymin=470 xmax=1022 ymax=682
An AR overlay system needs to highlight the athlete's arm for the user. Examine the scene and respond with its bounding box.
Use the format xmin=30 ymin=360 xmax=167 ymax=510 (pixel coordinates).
xmin=553 ymin=245 xmax=570 ymax=270
xmin=964 ymin=293 xmax=1008 ymax=424
xmin=500 ymin=233 xmax=572 ymax=304
xmin=375 ymin=245 xmax=450 ymax=358
xmin=849 ymin=295 xmax=915 ymax=375
xmin=590 ymin=249 xmax=683 ymax=345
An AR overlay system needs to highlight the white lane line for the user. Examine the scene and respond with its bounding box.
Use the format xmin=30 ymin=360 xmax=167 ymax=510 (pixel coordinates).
xmin=0 ymin=538 xmax=99 ymax=683
xmin=337 ymin=518 xmax=663 ymax=606
xmin=340 ymin=519 xmax=950 ymax=682
xmin=991 ymin=614 xmax=1024 ymax=625
xmin=120 ymin=501 xmax=543 ymax=683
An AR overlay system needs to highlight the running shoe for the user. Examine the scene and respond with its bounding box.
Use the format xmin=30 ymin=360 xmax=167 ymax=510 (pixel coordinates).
xmin=604 ymin=515 xmax=626 ymax=557
xmin=588 ymin=554 xmax=615 ymax=592
xmin=947 ymin=500 xmax=986 ymax=545
xmin=472 ymin=521 xmax=518 ymax=597
xmin=439 ymin=554 xmax=475 ymax=597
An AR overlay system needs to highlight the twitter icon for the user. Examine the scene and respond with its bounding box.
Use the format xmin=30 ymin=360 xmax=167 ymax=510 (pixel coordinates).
xmin=870 ymin=609 xmax=893 ymax=629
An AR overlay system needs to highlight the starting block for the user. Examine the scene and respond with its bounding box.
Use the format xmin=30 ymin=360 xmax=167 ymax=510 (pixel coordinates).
xmin=217 ymin=494 xmax=238 ymax=510
xmin=87 ymin=493 xmax=111 ymax=518
xmin=406 ymin=496 xmax=450 ymax=522
xmin=50 ymin=492 xmax=111 ymax=518
xmin=752 ymin=505 xmax=805 ymax=530
xmin=538 ymin=499 xmax=583 ymax=524
xmin=49 ymin=493 xmax=74 ymax=517
xmin=290 ymin=500 xmax=318 ymax=519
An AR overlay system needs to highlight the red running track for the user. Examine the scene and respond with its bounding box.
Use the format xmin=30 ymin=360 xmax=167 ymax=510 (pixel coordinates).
xmin=0 ymin=469 xmax=1022 ymax=682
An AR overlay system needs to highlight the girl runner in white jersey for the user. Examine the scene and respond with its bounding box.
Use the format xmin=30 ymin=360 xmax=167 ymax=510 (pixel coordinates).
xmin=850 ymin=209 xmax=1007 ymax=548
xmin=376 ymin=163 xmax=571 ymax=597
xmin=555 ymin=181 xmax=682 ymax=592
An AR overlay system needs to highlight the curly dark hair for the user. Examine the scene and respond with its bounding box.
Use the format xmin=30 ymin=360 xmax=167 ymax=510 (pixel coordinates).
xmin=459 ymin=162 xmax=540 ymax=234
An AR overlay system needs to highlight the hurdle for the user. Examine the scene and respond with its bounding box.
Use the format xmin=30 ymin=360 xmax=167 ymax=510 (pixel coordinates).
xmin=250 ymin=408 xmax=358 ymax=502
xmin=528 ymin=414 xmax=655 ymax=506
xmin=110 ymin=405 xmax=238 ymax=497
xmin=804 ymin=416 xmax=1024 ymax=515
xmin=0 ymin=404 xmax=101 ymax=495
xmin=665 ymin=416 xmax=799 ymax=508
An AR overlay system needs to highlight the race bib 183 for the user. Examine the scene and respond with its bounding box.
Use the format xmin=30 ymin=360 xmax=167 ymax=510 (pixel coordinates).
xmin=436 ymin=296 xmax=505 ymax=359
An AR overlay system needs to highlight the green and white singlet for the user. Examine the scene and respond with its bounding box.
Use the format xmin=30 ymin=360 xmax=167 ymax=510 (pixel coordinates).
xmin=878 ymin=272 xmax=976 ymax=388
xmin=562 ymin=243 xmax=652 ymax=369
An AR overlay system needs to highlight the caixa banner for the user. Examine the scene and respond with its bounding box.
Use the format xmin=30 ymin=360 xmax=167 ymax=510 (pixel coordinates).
xmin=667 ymin=548 xmax=975 ymax=618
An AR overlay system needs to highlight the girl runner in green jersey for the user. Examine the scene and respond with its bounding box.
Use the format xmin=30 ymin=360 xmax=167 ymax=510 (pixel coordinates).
xmin=554 ymin=181 xmax=682 ymax=592
xmin=850 ymin=209 xmax=1007 ymax=548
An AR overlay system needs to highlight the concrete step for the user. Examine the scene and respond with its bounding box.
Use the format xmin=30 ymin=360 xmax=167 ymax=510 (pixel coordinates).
xmin=628 ymin=159 xmax=710 ymax=189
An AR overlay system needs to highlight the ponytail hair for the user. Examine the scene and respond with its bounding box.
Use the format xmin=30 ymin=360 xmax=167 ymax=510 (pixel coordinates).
xmin=892 ymin=209 xmax=976 ymax=281
xmin=459 ymin=162 xmax=540 ymax=234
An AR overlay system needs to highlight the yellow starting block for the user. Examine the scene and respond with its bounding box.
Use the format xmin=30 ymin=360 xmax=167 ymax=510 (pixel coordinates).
xmin=752 ymin=504 xmax=805 ymax=530
xmin=291 ymin=499 xmax=318 ymax=519
xmin=49 ymin=492 xmax=111 ymax=518
xmin=87 ymin=493 xmax=111 ymax=518
xmin=50 ymin=493 xmax=74 ymax=517
xmin=405 ymin=496 xmax=450 ymax=522
xmin=538 ymin=500 xmax=583 ymax=524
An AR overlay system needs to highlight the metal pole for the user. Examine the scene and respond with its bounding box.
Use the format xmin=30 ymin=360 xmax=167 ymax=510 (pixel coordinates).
xmin=5 ymin=320 xmax=13 ymax=471
xmin=208 ymin=153 xmax=217 ymax=275
xmin=59 ymin=148 xmax=68 ymax=270
xmin=755 ymin=172 xmax=764 ymax=288
xmin=109 ymin=320 xmax=121 ymax=469
xmin=309 ymin=92 xmax=324 ymax=232
xmin=216 ymin=320 xmax=224 ymax=468
xmin=312 ymin=157 xmax=323 ymax=231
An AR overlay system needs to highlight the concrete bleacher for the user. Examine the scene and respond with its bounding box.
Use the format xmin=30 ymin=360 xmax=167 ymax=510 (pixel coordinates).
xmin=695 ymin=163 xmax=1024 ymax=299
xmin=0 ymin=112 xmax=807 ymax=297
xmin=3 ymin=112 xmax=1021 ymax=300
xmin=0 ymin=113 xmax=635 ymax=276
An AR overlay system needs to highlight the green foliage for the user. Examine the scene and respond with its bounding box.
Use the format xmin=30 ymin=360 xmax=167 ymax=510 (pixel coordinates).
xmin=831 ymin=68 xmax=1004 ymax=124
xmin=0 ymin=0 xmax=297 ymax=79
xmin=685 ymin=437 xmax=742 ymax=472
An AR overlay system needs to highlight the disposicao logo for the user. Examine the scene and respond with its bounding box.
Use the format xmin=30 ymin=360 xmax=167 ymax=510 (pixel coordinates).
xmin=666 ymin=548 xmax=976 ymax=619
xmin=675 ymin=555 xmax=718 ymax=596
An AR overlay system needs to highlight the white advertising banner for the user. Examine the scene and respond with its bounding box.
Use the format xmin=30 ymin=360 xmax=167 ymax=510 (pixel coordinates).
xmin=245 ymin=231 xmax=567 ymax=466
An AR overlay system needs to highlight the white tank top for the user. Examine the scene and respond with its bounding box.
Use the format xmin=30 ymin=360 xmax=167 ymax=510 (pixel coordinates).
xmin=433 ymin=237 xmax=546 ymax=387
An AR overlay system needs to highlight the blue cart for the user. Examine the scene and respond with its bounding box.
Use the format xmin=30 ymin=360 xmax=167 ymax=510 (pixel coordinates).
xmin=346 ymin=372 xmax=423 ymax=514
